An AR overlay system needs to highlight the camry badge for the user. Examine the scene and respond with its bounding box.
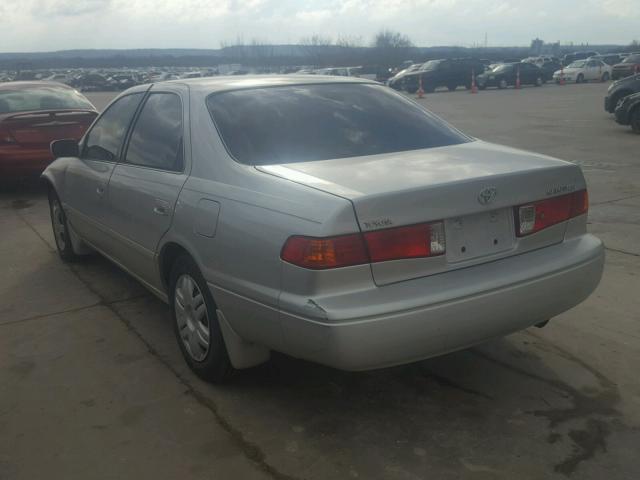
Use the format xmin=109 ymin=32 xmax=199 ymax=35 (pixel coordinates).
xmin=478 ymin=187 xmax=497 ymax=205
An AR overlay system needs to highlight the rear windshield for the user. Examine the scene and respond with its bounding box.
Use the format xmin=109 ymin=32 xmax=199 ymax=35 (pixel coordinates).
xmin=623 ymin=55 xmax=640 ymax=63
xmin=206 ymin=83 xmax=469 ymax=165
xmin=0 ymin=85 xmax=93 ymax=114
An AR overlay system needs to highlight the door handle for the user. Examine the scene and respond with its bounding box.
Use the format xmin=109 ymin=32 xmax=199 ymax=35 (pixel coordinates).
xmin=153 ymin=199 xmax=170 ymax=216
xmin=96 ymin=185 xmax=105 ymax=197
xmin=153 ymin=206 xmax=168 ymax=216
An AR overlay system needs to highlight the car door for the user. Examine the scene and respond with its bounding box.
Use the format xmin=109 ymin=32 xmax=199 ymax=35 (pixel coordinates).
xmin=63 ymin=92 xmax=145 ymax=252
xmin=105 ymin=86 xmax=189 ymax=289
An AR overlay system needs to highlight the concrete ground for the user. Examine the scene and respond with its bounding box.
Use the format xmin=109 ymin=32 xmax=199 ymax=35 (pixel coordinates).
xmin=1 ymin=82 xmax=639 ymax=480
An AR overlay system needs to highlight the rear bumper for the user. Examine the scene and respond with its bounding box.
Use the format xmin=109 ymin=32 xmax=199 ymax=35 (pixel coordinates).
xmin=277 ymin=234 xmax=604 ymax=370
xmin=0 ymin=148 xmax=52 ymax=178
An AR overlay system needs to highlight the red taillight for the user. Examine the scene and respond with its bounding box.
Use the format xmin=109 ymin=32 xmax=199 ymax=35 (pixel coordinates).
xmin=364 ymin=222 xmax=445 ymax=262
xmin=280 ymin=233 xmax=369 ymax=269
xmin=281 ymin=221 xmax=446 ymax=269
xmin=515 ymin=189 xmax=588 ymax=237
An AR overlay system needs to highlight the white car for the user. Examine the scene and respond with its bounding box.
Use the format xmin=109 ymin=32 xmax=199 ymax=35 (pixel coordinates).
xmin=553 ymin=59 xmax=612 ymax=83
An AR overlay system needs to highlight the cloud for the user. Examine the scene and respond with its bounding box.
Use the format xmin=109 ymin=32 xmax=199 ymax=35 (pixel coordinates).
xmin=1 ymin=0 xmax=639 ymax=52
xmin=31 ymin=0 xmax=112 ymax=17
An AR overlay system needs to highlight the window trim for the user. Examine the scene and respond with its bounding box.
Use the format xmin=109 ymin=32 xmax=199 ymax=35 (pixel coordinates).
xmin=80 ymin=91 xmax=146 ymax=163
xmin=120 ymin=91 xmax=186 ymax=174
xmin=205 ymin=82 xmax=471 ymax=167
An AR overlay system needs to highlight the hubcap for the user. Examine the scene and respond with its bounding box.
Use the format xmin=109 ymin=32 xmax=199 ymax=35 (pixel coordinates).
xmin=174 ymin=274 xmax=210 ymax=362
xmin=51 ymin=199 xmax=67 ymax=251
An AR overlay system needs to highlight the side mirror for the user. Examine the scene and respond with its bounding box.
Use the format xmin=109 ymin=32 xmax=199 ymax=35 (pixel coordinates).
xmin=51 ymin=139 xmax=79 ymax=159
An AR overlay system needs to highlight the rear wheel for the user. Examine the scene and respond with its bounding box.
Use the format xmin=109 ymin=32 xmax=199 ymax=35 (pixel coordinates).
xmin=405 ymin=84 xmax=418 ymax=94
xmin=576 ymin=73 xmax=584 ymax=84
xmin=602 ymin=72 xmax=610 ymax=82
xmin=48 ymin=189 xmax=79 ymax=262
xmin=498 ymin=79 xmax=508 ymax=89
xmin=170 ymin=254 xmax=233 ymax=382
xmin=631 ymin=107 xmax=640 ymax=134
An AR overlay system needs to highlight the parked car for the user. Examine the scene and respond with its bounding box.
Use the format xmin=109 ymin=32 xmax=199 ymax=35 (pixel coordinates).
xmin=42 ymin=76 xmax=604 ymax=382
xmin=394 ymin=58 xmax=485 ymax=93
xmin=537 ymin=58 xmax=562 ymax=82
xmin=476 ymin=62 xmax=544 ymax=89
xmin=604 ymin=73 xmax=640 ymax=113
xmin=74 ymin=73 xmax=111 ymax=92
xmin=387 ymin=63 xmax=423 ymax=89
xmin=614 ymin=92 xmax=640 ymax=133
xmin=611 ymin=54 xmax=640 ymax=80
xmin=562 ymin=51 xmax=599 ymax=66
xmin=0 ymin=81 xmax=97 ymax=179
xmin=553 ymin=59 xmax=612 ymax=83
xmin=589 ymin=54 xmax=623 ymax=66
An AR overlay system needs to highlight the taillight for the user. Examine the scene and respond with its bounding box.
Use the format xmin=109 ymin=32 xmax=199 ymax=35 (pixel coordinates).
xmin=515 ymin=189 xmax=588 ymax=237
xmin=364 ymin=222 xmax=445 ymax=262
xmin=280 ymin=233 xmax=369 ymax=269
xmin=281 ymin=221 xmax=446 ymax=269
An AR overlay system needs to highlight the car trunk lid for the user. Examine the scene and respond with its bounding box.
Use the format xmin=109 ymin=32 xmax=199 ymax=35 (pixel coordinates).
xmin=2 ymin=110 xmax=96 ymax=146
xmin=258 ymin=140 xmax=585 ymax=285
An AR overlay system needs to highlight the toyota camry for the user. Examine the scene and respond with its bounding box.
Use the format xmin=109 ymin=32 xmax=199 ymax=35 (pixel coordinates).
xmin=42 ymin=76 xmax=604 ymax=382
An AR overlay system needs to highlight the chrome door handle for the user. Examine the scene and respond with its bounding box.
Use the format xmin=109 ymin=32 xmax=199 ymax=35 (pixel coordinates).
xmin=96 ymin=185 xmax=105 ymax=197
xmin=153 ymin=206 xmax=168 ymax=216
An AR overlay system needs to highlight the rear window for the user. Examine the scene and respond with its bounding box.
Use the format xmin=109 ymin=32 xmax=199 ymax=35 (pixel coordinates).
xmin=206 ymin=83 xmax=469 ymax=165
xmin=0 ymin=86 xmax=93 ymax=114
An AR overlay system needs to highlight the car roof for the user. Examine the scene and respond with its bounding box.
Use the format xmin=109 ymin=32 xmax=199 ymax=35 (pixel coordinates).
xmin=0 ymin=81 xmax=75 ymax=91
xmin=161 ymin=74 xmax=374 ymax=93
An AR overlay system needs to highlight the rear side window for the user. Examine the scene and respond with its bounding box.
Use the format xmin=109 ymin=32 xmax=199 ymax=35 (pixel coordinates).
xmin=206 ymin=84 xmax=469 ymax=165
xmin=83 ymin=93 xmax=143 ymax=162
xmin=0 ymin=86 xmax=94 ymax=114
xmin=125 ymin=93 xmax=183 ymax=172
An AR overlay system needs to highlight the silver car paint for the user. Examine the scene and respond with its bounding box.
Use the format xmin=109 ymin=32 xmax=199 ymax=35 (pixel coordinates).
xmin=43 ymin=76 xmax=604 ymax=371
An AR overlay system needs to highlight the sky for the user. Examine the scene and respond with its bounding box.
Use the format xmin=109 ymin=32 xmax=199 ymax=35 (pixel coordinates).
xmin=0 ymin=0 xmax=639 ymax=52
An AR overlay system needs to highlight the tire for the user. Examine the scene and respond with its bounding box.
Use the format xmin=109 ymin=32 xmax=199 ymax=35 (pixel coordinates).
xmin=405 ymin=84 xmax=418 ymax=94
xmin=447 ymin=84 xmax=457 ymax=92
xmin=48 ymin=189 xmax=79 ymax=262
xmin=631 ymin=107 xmax=640 ymax=134
xmin=169 ymin=253 xmax=234 ymax=383
xmin=535 ymin=76 xmax=543 ymax=86
xmin=498 ymin=79 xmax=508 ymax=89
xmin=576 ymin=74 xmax=584 ymax=84
xmin=602 ymin=72 xmax=610 ymax=82
xmin=478 ymin=84 xmax=487 ymax=90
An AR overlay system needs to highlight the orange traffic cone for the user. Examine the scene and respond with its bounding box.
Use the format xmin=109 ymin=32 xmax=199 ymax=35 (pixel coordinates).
xmin=470 ymin=68 xmax=478 ymax=94
xmin=515 ymin=66 xmax=521 ymax=89
xmin=416 ymin=75 xmax=424 ymax=99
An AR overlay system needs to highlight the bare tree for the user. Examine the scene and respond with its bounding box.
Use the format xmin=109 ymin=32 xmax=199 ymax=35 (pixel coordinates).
xmin=371 ymin=30 xmax=413 ymax=68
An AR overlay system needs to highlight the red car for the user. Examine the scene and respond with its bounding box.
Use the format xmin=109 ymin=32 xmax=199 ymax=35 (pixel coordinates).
xmin=0 ymin=81 xmax=98 ymax=179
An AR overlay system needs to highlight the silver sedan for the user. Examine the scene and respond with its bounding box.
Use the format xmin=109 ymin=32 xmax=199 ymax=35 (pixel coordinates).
xmin=42 ymin=76 xmax=604 ymax=382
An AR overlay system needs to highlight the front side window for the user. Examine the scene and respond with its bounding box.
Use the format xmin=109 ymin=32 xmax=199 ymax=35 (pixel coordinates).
xmin=83 ymin=93 xmax=143 ymax=162
xmin=125 ymin=93 xmax=183 ymax=172
xmin=207 ymin=83 xmax=469 ymax=166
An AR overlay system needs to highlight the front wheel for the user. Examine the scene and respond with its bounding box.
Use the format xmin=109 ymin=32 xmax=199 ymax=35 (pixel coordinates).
xmin=170 ymin=254 xmax=234 ymax=382
xmin=602 ymin=72 xmax=610 ymax=82
xmin=576 ymin=74 xmax=584 ymax=84
xmin=48 ymin=189 xmax=79 ymax=262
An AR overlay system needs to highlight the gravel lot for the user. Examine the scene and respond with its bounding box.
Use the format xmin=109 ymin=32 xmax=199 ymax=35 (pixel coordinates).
xmin=1 ymin=82 xmax=639 ymax=480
